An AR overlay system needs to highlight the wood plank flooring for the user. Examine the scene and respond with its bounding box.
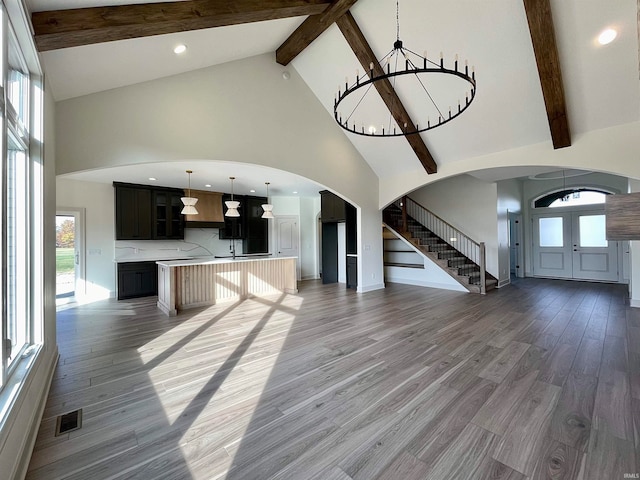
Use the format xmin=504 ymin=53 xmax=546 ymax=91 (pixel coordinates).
xmin=26 ymin=278 xmax=640 ymax=479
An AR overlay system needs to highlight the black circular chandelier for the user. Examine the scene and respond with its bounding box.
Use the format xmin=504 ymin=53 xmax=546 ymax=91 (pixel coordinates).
xmin=334 ymin=2 xmax=477 ymax=137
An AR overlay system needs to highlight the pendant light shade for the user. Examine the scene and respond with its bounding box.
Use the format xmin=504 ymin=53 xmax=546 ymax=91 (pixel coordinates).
xmin=225 ymin=176 xmax=240 ymax=217
xmin=181 ymin=170 xmax=198 ymax=215
xmin=262 ymin=182 xmax=274 ymax=219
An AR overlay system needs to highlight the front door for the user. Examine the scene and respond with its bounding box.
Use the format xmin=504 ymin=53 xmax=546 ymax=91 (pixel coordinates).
xmin=532 ymin=209 xmax=618 ymax=281
xmin=571 ymin=211 xmax=618 ymax=281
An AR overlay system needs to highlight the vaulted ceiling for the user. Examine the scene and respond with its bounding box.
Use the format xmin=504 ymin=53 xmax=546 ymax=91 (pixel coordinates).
xmin=27 ymin=0 xmax=640 ymax=184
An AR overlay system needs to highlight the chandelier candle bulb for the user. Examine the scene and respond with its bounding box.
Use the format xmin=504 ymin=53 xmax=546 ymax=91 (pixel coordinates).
xmin=440 ymin=51 xmax=444 ymax=68
xmin=455 ymin=54 xmax=458 ymax=71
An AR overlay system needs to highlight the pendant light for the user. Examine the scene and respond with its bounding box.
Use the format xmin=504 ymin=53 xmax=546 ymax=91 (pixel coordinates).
xmin=262 ymin=182 xmax=274 ymax=219
xmin=225 ymin=176 xmax=240 ymax=217
xmin=181 ymin=170 xmax=198 ymax=215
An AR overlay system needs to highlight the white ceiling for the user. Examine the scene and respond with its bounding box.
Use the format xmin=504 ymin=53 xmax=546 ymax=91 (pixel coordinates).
xmin=59 ymin=160 xmax=325 ymax=198
xmin=28 ymin=0 xmax=640 ymax=190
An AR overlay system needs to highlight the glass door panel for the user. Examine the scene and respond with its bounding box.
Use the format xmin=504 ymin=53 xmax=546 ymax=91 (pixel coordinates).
xmin=572 ymin=212 xmax=618 ymax=281
xmin=532 ymin=214 xmax=572 ymax=279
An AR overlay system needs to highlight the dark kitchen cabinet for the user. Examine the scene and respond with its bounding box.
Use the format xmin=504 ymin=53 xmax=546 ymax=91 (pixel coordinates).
xmin=243 ymin=196 xmax=268 ymax=254
xmin=345 ymin=203 xmax=357 ymax=255
xmin=153 ymin=189 xmax=185 ymax=239
xmin=117 ymin=261 xmax=157 ymax=300
xmin=114 ymin=182 xmax=184 ymax=240
xmin=320 ymin=190 xmax=346 ymax=223
xmin=320 ymin=190 xmax=357 ymax=287
xmin=347 ymin=256 xmax=357 ymax=289
xmin=321 ymin=223 xmax=338 ymax=284
xmin=114 ymin=184 xmax=152 ymax=240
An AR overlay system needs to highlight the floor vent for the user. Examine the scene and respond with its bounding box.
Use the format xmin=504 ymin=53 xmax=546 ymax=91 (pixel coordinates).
xmin=55 ymin=409 xmax=82 ymax=436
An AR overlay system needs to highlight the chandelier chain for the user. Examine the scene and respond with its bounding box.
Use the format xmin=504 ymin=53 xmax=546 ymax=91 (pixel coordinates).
xmin=396 ymin=0 xmax=400 ymax=42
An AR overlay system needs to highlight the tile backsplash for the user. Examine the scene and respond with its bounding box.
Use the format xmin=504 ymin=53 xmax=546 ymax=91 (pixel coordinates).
xmin=115 ymin=228 xmax=245 ymax=262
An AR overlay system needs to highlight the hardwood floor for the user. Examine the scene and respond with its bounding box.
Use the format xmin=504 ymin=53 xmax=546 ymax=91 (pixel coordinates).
xmin=26 ymin=278 xmax=639 ymax=479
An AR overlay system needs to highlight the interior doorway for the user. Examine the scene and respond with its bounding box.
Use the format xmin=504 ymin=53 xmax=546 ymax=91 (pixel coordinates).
xmin=56 ymin=209 xmax=85 ymax=303
xmin=274 ymin=215 xmax=301 ymax=280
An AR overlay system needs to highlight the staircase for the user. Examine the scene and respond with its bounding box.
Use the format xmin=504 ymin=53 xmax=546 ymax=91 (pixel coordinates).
xmin=383 ymin=201 xmax=497 ymax=294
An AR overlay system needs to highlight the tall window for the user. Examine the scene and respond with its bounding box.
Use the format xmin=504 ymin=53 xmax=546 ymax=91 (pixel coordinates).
xmin=0 ymin=5 xmax=42 ymax=390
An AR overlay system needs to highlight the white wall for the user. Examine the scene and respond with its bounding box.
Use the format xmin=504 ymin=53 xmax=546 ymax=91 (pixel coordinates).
xmin=408 ymin=174 xmax=499 ymax=278
xmin=57 ymin=178 xmax=116 ymax=299
xmin=382 ymin=121 xmax=640 ymax=207
xmin=55 ymin=53 xmax=383 ymax=291
xmin=497 ymin=179 xmax=523 ymax=286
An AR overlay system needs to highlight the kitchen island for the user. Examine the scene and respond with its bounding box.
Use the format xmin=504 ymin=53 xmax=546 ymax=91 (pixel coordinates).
xmin=156 ymin=256 xmax=298 ymax=316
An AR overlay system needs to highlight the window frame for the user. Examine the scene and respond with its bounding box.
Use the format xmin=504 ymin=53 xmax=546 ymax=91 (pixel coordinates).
xmin=0 ymin=1 xmax=44 ymax=394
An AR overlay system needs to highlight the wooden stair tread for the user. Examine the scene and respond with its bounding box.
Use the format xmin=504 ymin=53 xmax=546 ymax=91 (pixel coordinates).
xmin=384 ymin=262 xmax=424 ymax=269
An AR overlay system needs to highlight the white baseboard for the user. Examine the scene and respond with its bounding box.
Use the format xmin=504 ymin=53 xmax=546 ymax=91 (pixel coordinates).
xmin=497 ymin=278 xmax=511 ymax=288
xmin=631 ymin=298 xmax=640 ymax=309
xmin=357 ymin=283 xmax=385 ymax=293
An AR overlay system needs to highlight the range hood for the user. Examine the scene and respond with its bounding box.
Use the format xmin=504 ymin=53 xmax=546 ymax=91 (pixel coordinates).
xmin=184 ymin=189 xmax=225 ymax=228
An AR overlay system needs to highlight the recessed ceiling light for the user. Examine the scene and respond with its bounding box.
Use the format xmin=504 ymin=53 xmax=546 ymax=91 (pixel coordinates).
xmin=174 ymin=44 xmax=187 ymax=54
xmin=148 ymin=177 xmax=156 ymax=181
xmin=292 ymin=191 xmax=298 ymax=194
xmin=205 ymin=184 xmax=211 ymax=188
xmin=598 ymin=28 xmax=617 ymax=45
xmin=250 ymin=189 xmax=256 ymax=193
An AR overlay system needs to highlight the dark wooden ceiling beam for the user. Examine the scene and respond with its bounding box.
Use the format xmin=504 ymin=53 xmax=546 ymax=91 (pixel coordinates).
xmin=276 ymin=0 xmax=359 ymax=66
xmin=32 ymin=0 xmax=332 ymax=51
xmin=523 ymin=0 xmax=571 ymax=149
xmin=336 ymin=11 xmax=437 ymax=174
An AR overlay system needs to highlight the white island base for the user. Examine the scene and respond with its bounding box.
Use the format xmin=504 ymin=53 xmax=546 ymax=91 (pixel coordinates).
xmin=156 ymin=256 xmax=298 ymax=316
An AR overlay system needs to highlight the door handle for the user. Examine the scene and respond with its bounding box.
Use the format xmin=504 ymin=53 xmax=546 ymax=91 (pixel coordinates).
xmin=75 ymin=253 xmax=79 ymax=265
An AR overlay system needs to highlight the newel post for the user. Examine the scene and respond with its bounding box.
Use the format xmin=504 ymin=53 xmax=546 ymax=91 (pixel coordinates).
xmin=479 ymin=242 xmax=487 ymax=295
xmin=401 ymin=196 xmax=408 ymax=232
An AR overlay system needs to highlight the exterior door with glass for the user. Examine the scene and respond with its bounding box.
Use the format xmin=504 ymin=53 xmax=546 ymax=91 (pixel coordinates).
xmin=571 ymin=211 xmax=618 ymax=281
xmin=532 ymin=214 xmax=573 ymax=278
xmin=532 ymin=210 xmax=618 ymax=281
